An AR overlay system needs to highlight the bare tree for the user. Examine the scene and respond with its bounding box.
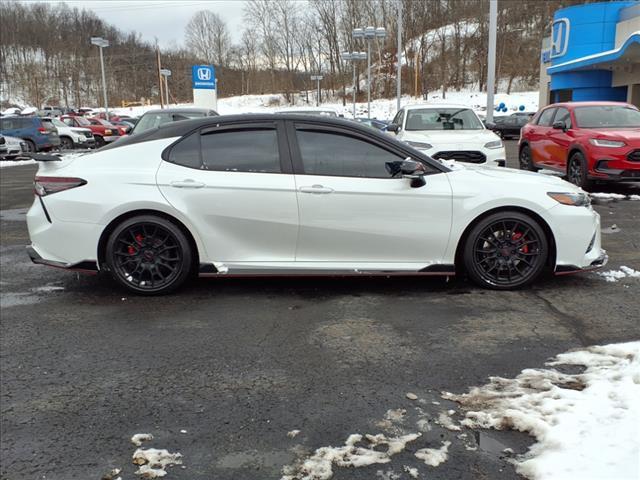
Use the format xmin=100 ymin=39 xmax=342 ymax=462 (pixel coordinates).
xmin=185 ymin=10 xmax=231 ymax=67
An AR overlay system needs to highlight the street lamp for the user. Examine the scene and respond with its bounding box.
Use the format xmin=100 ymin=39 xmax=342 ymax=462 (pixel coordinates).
xmin=90 ymin=36 xmax=110 ymax=120
xmin=310 ymin=74 xmax=324 ymax=106
xmin=353 ymin=26 xmax=386 ymax=118
xmin=341 ymin=51 xmax=367 ymax=118
xmin=160 ymin=68 xmax=171 ymax=105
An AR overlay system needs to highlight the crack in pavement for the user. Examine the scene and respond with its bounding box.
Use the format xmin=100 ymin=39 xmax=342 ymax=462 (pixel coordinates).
xmin=531 ymin=291 xmax=594 ymax=347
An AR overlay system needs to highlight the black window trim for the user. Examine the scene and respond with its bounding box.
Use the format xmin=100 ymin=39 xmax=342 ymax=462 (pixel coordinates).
xmin=553 ymin=107 xmax=572 ymax=129
xmin=286 ymin=120 xmax=445 ymax=179
xmin=536 ymin=107 xmax=557 ymax=127
xmin=162 ymin=120 xmax=293 ymax=174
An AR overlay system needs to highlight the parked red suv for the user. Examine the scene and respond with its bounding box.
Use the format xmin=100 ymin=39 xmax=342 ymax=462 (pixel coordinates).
xmin=59 ymin=115 xmax=123 ymax=148
xmin=519 ymin=102 xmax=640 ymax=188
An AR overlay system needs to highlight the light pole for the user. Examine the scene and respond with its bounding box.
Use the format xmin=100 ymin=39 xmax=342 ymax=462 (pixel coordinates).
xmin=160 ymin=68 xmax=171 ymax=105
xmin=353 ymin=26 xmax=386 ymax=119
xmin=485 ymin=0 xmax=498 ymax=123
xmin=341 ymin=51 xmax=367 ymax=118
xmin=91 ymin=36 xmax=110 ymax=120
xmin=310 ymin=75 xmax=323 ymax=106
xmin=397 ymin=0 xmax=402 ymax=112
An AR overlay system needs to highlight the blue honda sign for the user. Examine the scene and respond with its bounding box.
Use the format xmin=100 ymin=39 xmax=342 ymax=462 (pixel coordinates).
xmin=192 ymin=65 xmax=216 ymax=89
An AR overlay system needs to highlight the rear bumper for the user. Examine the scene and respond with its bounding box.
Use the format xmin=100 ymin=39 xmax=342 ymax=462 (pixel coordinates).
xmin=27 ymin=246 xmax=98 ymax=274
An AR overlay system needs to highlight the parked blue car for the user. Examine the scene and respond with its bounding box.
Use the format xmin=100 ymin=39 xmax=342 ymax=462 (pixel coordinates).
xmin=0 ymin=116 xmax=60 ymax=152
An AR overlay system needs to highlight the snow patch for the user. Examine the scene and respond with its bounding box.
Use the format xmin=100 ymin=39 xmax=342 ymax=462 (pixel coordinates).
xmin=403 ymin=465 xmax=420 ymax=478
xmin=0 ymin=159 xmax=36 ymax=168
xmin=414 ymin=441 xmax=451 ymax=467
xmin=435 ymin=410 xmax=461 ymax=431
xmin=443 ymin=342 xmax=640 ymax=480
xmin=132 ymin=448 xmax=182 ymax=478
xmin=281 ymin=432 xmax=420 ymax=480
xmin=597 ymin=266 xmax=640 ymax=282
xmin=287 ymin=429 xmax=301 ymax=439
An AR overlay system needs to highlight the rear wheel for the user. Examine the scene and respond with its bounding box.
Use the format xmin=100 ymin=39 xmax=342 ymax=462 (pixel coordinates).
xmin=106 ymin=215 xmax=192 ymax=295
xmin=567 ymin=152 xmax=592 ymax=190
xmin=463 ymin=211 xmax=548 ymax=290
xmin=24 ymin=139 xmax=36 ymax=153
xmin=518 ymin=144 xmax=538 ymax=172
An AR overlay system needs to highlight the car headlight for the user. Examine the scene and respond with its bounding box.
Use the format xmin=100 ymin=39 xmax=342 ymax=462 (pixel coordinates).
xmin=547 ymin=192 xmax=591 ymax=207
xmin=405 ymin=140 xmax=433 ymax=150
xmin=484 ymin=140 xmax=503 ymax=149
xmin=589 ymin=138 xmax=625 ymax=148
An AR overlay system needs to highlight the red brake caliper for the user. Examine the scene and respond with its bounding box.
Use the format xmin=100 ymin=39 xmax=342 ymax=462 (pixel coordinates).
xmin=512 ymin=232 xmax=529 ymax=253
xmin=128 ymin=234 xmax=144 ymax=255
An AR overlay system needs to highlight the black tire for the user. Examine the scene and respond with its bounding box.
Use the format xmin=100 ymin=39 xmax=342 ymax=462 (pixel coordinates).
xmin=24 ymin=139 xmax=36 ymax=153
xmin=518 ymin=144 xmax=539 ymax=172
xmin=95 ymin=135 xmax=105 ymax=148
xmin=60 ymin=136 xmax=74 ymax=150
xmin=105 ymin=215 xmax=192 ymax=295
xmin=463 ymin=211 xmax=548 ymax=290
xmin=567 ymin=152 xmax=592 ymax=190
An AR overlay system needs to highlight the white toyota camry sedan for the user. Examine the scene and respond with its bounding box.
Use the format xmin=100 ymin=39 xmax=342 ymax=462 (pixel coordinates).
xmin=26 ymin=114 xmax=607 ymax=294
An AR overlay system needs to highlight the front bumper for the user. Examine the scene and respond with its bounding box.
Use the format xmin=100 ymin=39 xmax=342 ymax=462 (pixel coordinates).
xmin=76 ymin=138 xmax=96 ymax=149
xmin=103 ymin=135 xmax=120 ymax=143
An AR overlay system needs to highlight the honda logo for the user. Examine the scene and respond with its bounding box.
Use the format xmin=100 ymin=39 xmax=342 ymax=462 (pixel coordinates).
xmin=550 ymin=18 xmax=570 ymax=59
xmin=197 ymin=67 xmax=212 ymax=81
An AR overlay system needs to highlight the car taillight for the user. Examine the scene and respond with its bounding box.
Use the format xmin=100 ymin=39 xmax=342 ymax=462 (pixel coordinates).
xmin=34 ymin=176 xmax=87 ymax=196
xmin=38 ymin=127 xmax=48 ymax=134
xmin=104 ymin=129 xmax=112 ymax=135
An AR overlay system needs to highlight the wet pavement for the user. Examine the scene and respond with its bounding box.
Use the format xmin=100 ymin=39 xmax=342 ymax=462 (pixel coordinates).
xmin=1 ymin=141 xmax=639 ymax=479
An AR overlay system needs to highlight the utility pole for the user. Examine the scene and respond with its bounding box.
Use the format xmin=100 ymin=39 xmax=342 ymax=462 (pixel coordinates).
xmin=156 ymin=46 xmax=164 ymax=109
xmin=397 ymin=0 xmax=402 ymax=111
xmin=486 ymin=0 xmax=498 ymax=123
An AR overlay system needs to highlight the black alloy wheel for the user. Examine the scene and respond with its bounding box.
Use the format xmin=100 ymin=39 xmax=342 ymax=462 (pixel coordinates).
xmin=464 ymin=212 xmax=548 ymax=289
xmin=24 ymin=139 xmax=36 ymax=153
xmin=518 ymin=144 xmax=538 ymax=172
xmin=60 ymin=137 xmax=74 ymax=150
xmin=106 ymin=215 xmax=192 ymax=294
xmin=95 ymin=136 xmax=105 ymax=148
xmin=567 ymin=152 xmax=591 ymax=189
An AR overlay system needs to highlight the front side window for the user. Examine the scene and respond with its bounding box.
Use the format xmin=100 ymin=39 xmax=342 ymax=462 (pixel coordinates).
xmin=554 ymin=107 xmax=572 ymax=129
xmin=536 ymin=108 xmax=556 ymax=126
xmin=392 ymin=109 xmax=405 ymax=128
xmin=169 ymin=128 xmax=281 ymax=173
xmin=296 ymin=129 xmax=405 ymax=178
xmin=404 ymin=108 xmax=483 ymax=131
xmin=574 ymin=106 xmax=640 ymax=128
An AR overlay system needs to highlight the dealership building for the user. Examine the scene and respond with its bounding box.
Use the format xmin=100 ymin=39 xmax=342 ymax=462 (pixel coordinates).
xmin=539 ymin=1 xmax=640 ymax=108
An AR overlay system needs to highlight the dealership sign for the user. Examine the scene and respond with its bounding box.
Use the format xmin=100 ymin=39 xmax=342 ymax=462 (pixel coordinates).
xmin=192 ymin=65 xmax=216 ymax=89
xmin=550 ymin=18 xmax=570 ymax=59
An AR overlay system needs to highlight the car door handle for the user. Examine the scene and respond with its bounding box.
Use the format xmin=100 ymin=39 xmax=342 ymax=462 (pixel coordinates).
xmin=299 ymin=185 xmax=334 ymax=194
xmin=170 ymin=179 xmax=205 ymax=189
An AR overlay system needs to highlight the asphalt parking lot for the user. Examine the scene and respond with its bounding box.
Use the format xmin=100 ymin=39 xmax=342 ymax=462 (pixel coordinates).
xmin=1 ymin=141 xmax=639 ymax=480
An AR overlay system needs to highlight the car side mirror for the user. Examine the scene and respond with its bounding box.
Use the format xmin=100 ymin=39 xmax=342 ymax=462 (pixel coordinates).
xmin=387 ymin=123 xmax=400 ymax=133
xmin=401 ymin=158 xmax=426 ymax=188
xmin=485 ymin=122 xmax=496 ymax=130
xmin=552 ymin=120 xmax=566 ymax=131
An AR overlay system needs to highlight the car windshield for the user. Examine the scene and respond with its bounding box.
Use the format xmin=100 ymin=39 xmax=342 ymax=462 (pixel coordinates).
xmin=73 ymin=117 xmax=91 ymax=126
xmin=574 ymin=106 xmax=640 ymax=128
xmin=132 ymin=111 xmax=207 ymax=134
xmin=405 ymin=108 xmax=483 ymax=130
xmin=50 ymin=118 xmax=67 ymax=128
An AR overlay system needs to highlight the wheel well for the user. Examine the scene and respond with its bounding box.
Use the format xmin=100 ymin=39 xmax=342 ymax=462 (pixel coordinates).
xmin=97 ymin=209 xmax=200 ymax=272
xmin=454 ymin=207 xmax=557 ymax=274
xmin=567 ymin=147 xmax=585 ymax=171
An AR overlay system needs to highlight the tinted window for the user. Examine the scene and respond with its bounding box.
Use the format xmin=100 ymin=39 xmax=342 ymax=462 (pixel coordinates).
xmin=0 ymin=118 xmax=14 ymax=129
xmin=554 ymin=107 xmax=571 ymax=129
xmin=574 ymin=106 xmax=640 ymax=128
xmin=201 ymin=129 xmax=280 ymax=173
xmin=536 ymin=108 xmax=556 ymax=126
xmin=392 ymin=110 xmax=404 ymax=127
xmin=169 ymin=132 xmax=201 ymax=169
xmin=405 ymin=108 xmax=482 ymax=130
xmin=296 ymin=129 xmax=404 ymax=178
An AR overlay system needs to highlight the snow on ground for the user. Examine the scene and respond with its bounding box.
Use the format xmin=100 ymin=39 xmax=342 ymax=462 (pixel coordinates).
xmin=443 ymin=342 xmax=640 ymax=480
xmin=281 ymin=433 xmax=421 ymax=480
xmin=132 ymin=447 xmax=183 ymax=478
xmin=131 ymin=433 xmax=154 ymax=446
xmin=0 ymin=159 xmax=36 ymax=168
xmin=414 ymin=441 xmax=451 ymax=467
xmin=109 ymin=90 xmax=540 ymax=122
xmin=597 ymin=266 xmax=640 ymax=282
xmin=590 ymin=192 xmax=640 ymax=202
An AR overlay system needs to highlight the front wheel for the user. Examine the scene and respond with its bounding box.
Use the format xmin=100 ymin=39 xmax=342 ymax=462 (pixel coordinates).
xmin=60 ymin=136 xmax=74 ymax=150
xmin=463 ymin=211 xmax=548 ymax=290
xmin=105 ymin=215 xmax=193 ymax=295
xmin=95 ymin=136 xmax=105 ymax=148
xmin=567 ymin=152 xmax=592 ymax=190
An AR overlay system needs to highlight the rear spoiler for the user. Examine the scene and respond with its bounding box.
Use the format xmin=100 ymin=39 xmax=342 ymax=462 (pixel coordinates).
xmin=29 ymin=153 xmax=62 ymax=162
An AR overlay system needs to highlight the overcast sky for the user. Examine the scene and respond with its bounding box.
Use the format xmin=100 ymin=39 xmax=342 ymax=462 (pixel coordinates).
xmin=57 ymin=0 xmax=247 ymax=48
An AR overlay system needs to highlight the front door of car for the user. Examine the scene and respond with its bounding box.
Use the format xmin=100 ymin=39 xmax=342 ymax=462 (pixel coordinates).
xmin=288 ymin=122 xmax=453 ymax=266
xmin=156 ymin=121 xmax=299 ymax=265
xmin=530 ymin=107 xmax=557 ymax=167
xmin=547 ymin=107 xmax=573 ymax=170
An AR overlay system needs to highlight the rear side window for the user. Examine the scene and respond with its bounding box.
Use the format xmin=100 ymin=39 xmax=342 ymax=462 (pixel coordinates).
xmin=169 ymin=128 xmax=281 ymax=173
xmin=536 ymin=108 xmax=556 ymax=126
xmin=0 ymin=119 xmax=14 ymax=129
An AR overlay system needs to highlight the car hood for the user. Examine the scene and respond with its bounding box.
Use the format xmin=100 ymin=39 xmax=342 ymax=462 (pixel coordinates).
xmin=2 ymin=135 xmax=24 ymax=145
xmin=71 ymin=128 xmax=92 ymax=135
xmin=403 ymin=129 xmax=500 ymax=146
xmin=580 ymin=128 xmax=640 ymax=143
xmin=444 ymin=162 xmax=582 ymax=192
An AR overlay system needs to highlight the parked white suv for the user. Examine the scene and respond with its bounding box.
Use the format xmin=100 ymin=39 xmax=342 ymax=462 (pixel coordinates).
xmin=388 ymin=104 xmax=506 ymax=167
xmin=49 ymin=117 xmax=95 ymax=150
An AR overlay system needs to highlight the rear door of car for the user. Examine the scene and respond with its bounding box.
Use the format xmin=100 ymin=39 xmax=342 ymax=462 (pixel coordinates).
xmin=156 ymin=120 xmax=299 ymax=266
xmin=529 ymin=107 xmax=557 ymax=167
xmin=287 ymin=120 xmax=452 ymax=267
